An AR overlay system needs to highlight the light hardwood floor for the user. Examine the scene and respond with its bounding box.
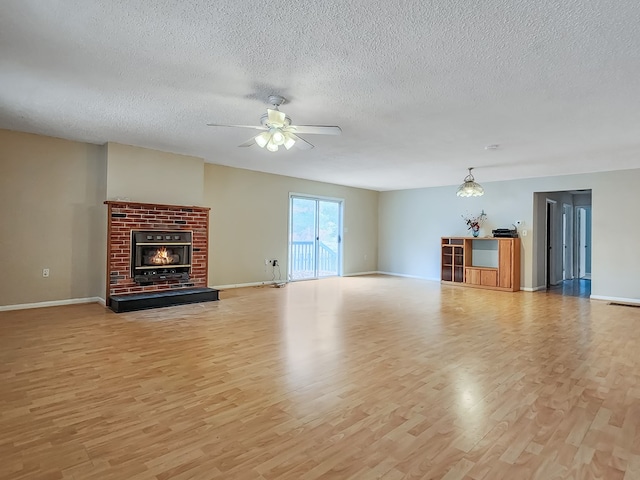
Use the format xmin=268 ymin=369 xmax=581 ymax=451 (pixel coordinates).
xmin=1 ymin=275 xmax=639 ymax=479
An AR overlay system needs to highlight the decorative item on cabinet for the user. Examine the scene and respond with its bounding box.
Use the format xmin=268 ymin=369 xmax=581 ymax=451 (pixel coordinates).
xmin=462 ymin=210 xmax=487 ymax=238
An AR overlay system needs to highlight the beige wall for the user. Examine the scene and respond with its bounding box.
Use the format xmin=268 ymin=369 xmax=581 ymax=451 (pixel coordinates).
xmin=0 ymin=131 xmax=377 ymax=306
xmin=378 ymin=168 xmax=640 ymax=301
xmin=0 ymin=130 xmax=107 ymax=307
xmin=204 ymin=164 xmax=379 ymax=287
xmin=3 ymin=127 xmax=638 ymax=306
xmin=106 ymin=142 xmax=204 ymax=206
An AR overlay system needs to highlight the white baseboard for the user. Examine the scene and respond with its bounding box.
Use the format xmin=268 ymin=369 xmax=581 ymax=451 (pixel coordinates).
xmin=214 ymin=272 xmax=388 ymax=288
xmin=0 ymin=296 xmax=105 ymax=312
xmin=590 ymin=295 xmax=640 ymax=306
xmin=521 ymin=285 xmax=547 ymax=292
xmin=343 ymin=271 xmax=380 ymax=277
xmin=210 ymin=281 xmax=280 ymax=290
xmin=376 ymin=271 xmax=440 ymax=282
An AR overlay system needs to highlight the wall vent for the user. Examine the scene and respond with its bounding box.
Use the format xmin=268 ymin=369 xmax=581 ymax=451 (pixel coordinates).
xmin=608 ymin=302 xmax=640 ymax=308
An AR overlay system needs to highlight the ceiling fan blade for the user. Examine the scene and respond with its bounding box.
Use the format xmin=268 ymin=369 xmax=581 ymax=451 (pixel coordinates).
xmin=267 ymin=109 xmax=286 ymax=126
xmin=238 ymin=136 xmax=257 ymax=147
xmin=288 ymin=125 xmax=342 ymax=135
xmin=207 ymin=123 xmax=268 ymax=131
xmin=289 ymin=133 xmax=314 ymax=150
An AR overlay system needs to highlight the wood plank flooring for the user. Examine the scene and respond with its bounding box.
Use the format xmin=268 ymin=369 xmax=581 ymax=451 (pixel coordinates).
xmin=1 ymin=275 xmax=640 ymax=479
xmin=547 ymin=279 xmax=592 ymax=298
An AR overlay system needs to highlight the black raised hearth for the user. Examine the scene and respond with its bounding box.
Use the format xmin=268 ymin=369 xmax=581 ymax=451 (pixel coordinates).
xmin=109 ymin=287 xmax=219 ymax=313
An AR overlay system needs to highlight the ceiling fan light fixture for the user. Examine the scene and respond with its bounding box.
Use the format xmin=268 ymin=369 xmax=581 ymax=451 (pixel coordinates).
xmin=283 ymin=133 xmax=296 ymax=150
xmin=208 ymin=94 xmax=340 ymax=152
xmin=271 ymin=129 xmax=285 ymax=145
xmin=255 ymin=132 xmax=270 ymax=148
xmin=456 ymin=167 xmax=485 ymax=197
xmin=266 ymin=138 xmax=279 ymax=152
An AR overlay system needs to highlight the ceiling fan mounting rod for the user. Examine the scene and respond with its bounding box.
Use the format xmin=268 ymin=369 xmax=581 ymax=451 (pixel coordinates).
xmin=268 ymin=95 xmax=286 ymax=108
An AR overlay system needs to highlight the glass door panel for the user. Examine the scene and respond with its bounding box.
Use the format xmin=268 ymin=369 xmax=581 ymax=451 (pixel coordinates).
xmin=318 ymin=200 xmax=340 ymax=277
xmin=289 ymin=197 xmax=317 ymax=281
xmin=289 ymin=195 xmax=342 ymax=281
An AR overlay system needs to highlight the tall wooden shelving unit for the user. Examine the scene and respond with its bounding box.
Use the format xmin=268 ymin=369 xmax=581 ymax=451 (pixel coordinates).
xmin=441 ymin=237 xmax=520 ymax=292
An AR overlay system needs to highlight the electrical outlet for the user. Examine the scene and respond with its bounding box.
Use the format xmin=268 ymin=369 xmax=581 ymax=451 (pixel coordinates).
xmin=265 ymin=258 xmax=269 ymax=265
xmin=42 ymin=268 xmax=50 ymax=278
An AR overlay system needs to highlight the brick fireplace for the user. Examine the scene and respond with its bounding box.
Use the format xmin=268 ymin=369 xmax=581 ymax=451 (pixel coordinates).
xmin=105 ymin=201 xmax=212 ymax=310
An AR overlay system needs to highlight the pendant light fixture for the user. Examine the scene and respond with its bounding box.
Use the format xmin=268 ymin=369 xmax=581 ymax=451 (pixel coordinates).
xmin=456 ymin=167 xmax=485 ymax=197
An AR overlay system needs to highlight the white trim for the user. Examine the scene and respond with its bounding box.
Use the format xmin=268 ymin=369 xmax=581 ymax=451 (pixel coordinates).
xmin=562 ymin=203 xmax=573 ymax=280
xmin=521 ymin=285 xmax=547 ymax=292
xmin=0 ymin=297 xmax=104 ymax=312
xmin=213 ymin=275 xmax=548 ymax=292
xmin=376 ymin=271 xmax=440 ymax=282
xmin=590 ymin=295 xmax=640 ymax=306
xmin=210 ymin=281 xmax=281 ymax=290
xmin=289 ymin=192 xmax=344 ymax=203
xmin=343 ymin=271 xmax=380 ymax=277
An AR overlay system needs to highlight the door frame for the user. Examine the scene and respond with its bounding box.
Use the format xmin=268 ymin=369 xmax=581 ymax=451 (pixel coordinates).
xmin=288 ymin=192 xmax=344 ymax=281
xmin=562 ymin=203 xmax=573 ymax=280
xmin=545 ymin=198 xmax=557 ymax=289
xmin=575 ymin=205 xmax=591 ymax=279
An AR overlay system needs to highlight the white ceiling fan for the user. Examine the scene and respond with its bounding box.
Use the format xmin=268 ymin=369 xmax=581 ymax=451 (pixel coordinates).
xmin=207 ymin=95 xmax=341 ymax=152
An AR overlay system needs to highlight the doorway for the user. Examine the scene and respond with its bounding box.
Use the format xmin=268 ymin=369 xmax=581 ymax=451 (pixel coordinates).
xmin=532 ymin=189 xmax=592 ymax=298
xmin=535 ymin=190 xmax=592 ymax=297
xmin=288 ymin=194 xmax=343 ymax=281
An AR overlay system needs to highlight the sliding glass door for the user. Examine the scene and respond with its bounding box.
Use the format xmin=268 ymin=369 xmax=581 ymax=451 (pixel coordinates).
xmin=289 ymin=195 xmax=342 ymax=281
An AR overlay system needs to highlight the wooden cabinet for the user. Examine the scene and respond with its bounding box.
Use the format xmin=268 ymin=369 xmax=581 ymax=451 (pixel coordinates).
xmin=441 ymin=237 xmax=520 ymax=292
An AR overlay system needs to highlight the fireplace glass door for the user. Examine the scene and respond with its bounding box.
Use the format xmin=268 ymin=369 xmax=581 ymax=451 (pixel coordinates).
xmin=131 ymin=230 xmax=192 ymax=283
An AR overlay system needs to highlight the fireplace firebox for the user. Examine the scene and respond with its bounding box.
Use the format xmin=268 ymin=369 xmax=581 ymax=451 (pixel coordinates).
xmin=131 ymin=230 xmax=192 ymax=283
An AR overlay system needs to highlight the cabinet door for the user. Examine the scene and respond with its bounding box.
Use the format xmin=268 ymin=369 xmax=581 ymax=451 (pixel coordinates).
xmin=465 ymin=268 xmax=480 ymax=285
xmin=481 ymin=269 xmax=498 ymax=287
xmin=453 ymin=246 xmax=464 ymax=282
xmin=499 ymin=239 xmax=512 ymax=288
xmin=441 ymin=246 xmax=453 ymax=281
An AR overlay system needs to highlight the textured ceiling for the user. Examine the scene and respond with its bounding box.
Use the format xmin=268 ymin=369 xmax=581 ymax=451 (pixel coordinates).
xmin=1 ymin=0 xmax=639 ymax=191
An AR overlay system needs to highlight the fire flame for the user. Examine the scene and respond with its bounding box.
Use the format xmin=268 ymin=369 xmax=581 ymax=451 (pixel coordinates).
xmin=152 ymin=247 xmax=173 ymax=265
